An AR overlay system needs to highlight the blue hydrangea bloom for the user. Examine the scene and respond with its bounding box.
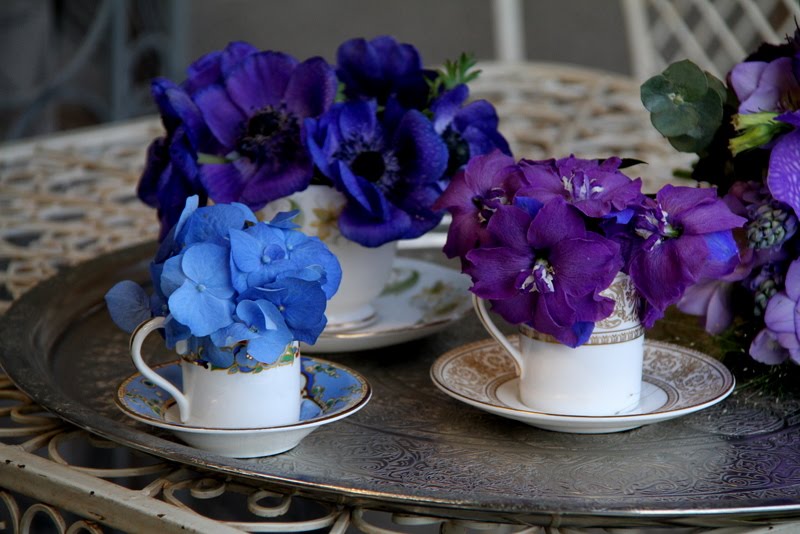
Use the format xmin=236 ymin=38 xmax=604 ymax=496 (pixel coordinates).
xmin=105 ymin=196 xmax=340 ymax=367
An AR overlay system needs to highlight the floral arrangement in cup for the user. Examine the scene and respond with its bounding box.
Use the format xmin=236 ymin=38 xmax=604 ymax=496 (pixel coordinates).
xmin=105 ymin=196 xmax=341 ymax=370
xmin=138 ymin=36 xmax=509 ymax=247
xmin=639 ymin=27 xmax=800 ymax=366
xmin=435 ymin=151 xmax=745 ymax=347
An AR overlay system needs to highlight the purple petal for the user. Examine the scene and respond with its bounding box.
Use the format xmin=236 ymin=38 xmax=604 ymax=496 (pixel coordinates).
xmin=338 ymin=202 xmax=411 ymax=247
xmin=767 ymin=130 xmax=800 ymax=218
xmin=527 ymin=199 xmax=586 ymax=249
xmin=240 ymin=158 xmax=313 ymax=209
xmin=750 ymin=328 xmax=789 ymax=365
xmin=765 ymin=292 xmax=797 ymax=334
xmin=465 ymin=246 xmax=532 ymax=299
xmin=225 ymin=51 xmax=297 ymax=114
xmin=785 ymin=258 xmax=800 ymax=301
xmin=393 ymin=110 xmax=448 ymax=184
xmin=199 ymin=162 xmax=246 ymax=204
xmin=284 ymin=57 xmax=337 ymax=118
xmin=193 ymin=84 xmax=246 ymax=148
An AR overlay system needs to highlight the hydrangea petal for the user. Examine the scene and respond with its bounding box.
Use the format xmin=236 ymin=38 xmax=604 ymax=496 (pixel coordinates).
xmin=105 ymin=281 xmax=151 ymax=333
xmin=168 ymin=280 xmax=234 ymax=336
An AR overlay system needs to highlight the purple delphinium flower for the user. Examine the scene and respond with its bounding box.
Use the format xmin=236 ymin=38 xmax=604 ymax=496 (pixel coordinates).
xmin=430 ymin=84 xmax=511 ymax=178
xmin=336 ymin=35 xmax=432 ymax=110
xmin=729 ymin=56 xmax=800 ymax=114
xmin=517 ymin=156 xmax=645 ymax=219
xmin=434 ymin=150 xmax=525 ymax=259
xmin=305 ymin=99 xmax=448 ymax=247
xmin=766 ymin=112 xmax=800 ymax=218
xmin=629 ymin=185 xmax=746 ymax=327
xmin=760 ymin=258 xmax=800 ymax=364
xmin=465 ymin=198 xmax=623 ymax=347
xmin=194 ymin=51 xmax=337 ymax=209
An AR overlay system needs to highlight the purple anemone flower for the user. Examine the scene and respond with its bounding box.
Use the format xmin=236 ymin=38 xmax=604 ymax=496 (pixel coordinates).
xmin=430 ymin=84 xmax=511 ymax=179
xmin=465 ymin=198 xmax=623 ymax=347
xmin=434 ymin=150 xmax=524 ymax=259
xmin=193 ymin=51 xmax=337 ymax=209
xmin=761 ymin=258 xmax=800 ymax=364
xmin=336 ymin=35 xmax=432 ymax=110
xmin=305 ymin=99 xmax=448 ymax=247
xmin=517 ymin=156 xmax=644 ymax=219
xmin=629 ymin=185 xmax=746 ymax=327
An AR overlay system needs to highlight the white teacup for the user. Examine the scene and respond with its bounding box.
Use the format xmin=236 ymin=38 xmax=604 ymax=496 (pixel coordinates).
xmin=130 ymin=317 xmax=301 ymax=428
xmin=263 ymin=185 xmax=397 ymax=330
xmin=473 ymin=273 xmax=644 ymax=416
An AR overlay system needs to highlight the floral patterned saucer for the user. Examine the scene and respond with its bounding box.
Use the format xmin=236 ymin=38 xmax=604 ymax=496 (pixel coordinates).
xmin=431 ymin=338 xmax=735 ymax=434
xmin=116 ymin=356 xmax=371 ymax=458
xmin=305 ymin=258 xmax=472 ymax=353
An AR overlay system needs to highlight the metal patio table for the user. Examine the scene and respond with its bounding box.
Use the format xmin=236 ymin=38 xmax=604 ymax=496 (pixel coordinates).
xmin=0 ymin=63 xmax=796 ymax=533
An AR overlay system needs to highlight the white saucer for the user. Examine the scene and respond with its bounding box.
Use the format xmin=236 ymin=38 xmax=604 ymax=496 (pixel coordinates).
xmin=116 ymin=356 xmax=371 ymax=457
xmin=430 ymin=337 xmax=735 ymax=434
xmin=304 ymin=258 xmax=472 ymax=353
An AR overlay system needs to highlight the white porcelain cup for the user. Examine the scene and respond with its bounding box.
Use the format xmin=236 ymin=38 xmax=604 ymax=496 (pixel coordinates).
xmin=262 ymin=185 xmax=397 ymax=330
xmin=473 ymin=273 xmax=644 ymax=416
xmin=130 ymin=317 xmax=301 ymax=428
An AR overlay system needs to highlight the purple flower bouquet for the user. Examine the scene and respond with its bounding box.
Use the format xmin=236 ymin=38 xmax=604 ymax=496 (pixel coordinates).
xmin=436 ymin=152 xmax=744 ymax=347
xmin=640 ymin=27 xmax=800 ymax=368
xmin=138 ymin=36 xmax=510 ymax=248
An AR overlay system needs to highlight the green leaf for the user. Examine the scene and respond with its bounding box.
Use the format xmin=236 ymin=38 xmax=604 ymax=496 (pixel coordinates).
xmin=662 ymin=59 xmax=708 ymax=100
xmin=705 ymin=72 xmax=727 ymax=105
xmin=640 ymin=75 xmax=672 ymax=112
xmin=668 ymin=133 xmax=706 ymax=153
xmin=651 ymin=106 xmax=699 ymax=137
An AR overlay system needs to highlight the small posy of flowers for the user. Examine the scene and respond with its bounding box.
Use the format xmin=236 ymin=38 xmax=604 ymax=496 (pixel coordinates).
xmin=138 ymin=36 xmax=510 ymax=248
xmin=435 ymin=151 xmax=744 ymax=347
xmin=104 ymin=196 xmax=341 ymax=370
xmin=640 ymin=26 xmax=800 ymax=367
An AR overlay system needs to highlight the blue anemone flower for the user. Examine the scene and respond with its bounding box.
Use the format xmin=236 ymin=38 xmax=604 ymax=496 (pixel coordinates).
xmin=431 ymin=84 xmax=511 ymax=179
xmin=306 ymin=99 xmax=448 ymax=246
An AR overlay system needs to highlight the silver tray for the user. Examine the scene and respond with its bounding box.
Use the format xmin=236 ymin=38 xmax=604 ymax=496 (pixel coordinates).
xmin=2 ymin=243 xmax=800 ymax=528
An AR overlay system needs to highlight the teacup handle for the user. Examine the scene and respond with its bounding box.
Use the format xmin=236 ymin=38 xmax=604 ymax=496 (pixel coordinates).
xmin=130 ymin=316 xmax=191 ymax=423
xmin=472 ymin=295 xmax=523 ymax=376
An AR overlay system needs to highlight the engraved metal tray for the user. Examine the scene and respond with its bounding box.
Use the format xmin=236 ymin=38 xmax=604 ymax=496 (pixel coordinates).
xmin=3 ymin=243 xmax=800 ymax=528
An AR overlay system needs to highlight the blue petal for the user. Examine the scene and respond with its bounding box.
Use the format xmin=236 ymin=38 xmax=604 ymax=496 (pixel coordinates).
xmin=164 ymin=315 xmax=192 ymax=349
xmin=181 ymin=243 xmax=235 ymax=298
xmin=229 ymin=228 xmax=265 ymax=273
xmin=268 ymin=210 xmax=300 ymax=229
xmin=210 ymin=320 xmax=259 ymax=347
xmin=178 ymin=203 xmax=251 ymax=247
xmin=105 ymin=281 xmax=151 ymax=333
xmin=160 ymin=255 xmax=186 ymax=297
xmin=300 ymin=399 xmax=323 ymax=419
xmin=246 ymin=329 xmax=293 ymax=365
xmin=168 ymin=280 xmax=235 ymax=336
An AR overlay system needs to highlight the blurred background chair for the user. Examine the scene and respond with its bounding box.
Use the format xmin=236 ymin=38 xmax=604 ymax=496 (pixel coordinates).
xmin=620 ymin=0 xmax=800 ymax=80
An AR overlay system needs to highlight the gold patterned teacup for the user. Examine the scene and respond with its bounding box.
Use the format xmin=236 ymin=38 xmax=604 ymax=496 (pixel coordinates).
xmin=474 ymin=273 xmax=644 ymax=416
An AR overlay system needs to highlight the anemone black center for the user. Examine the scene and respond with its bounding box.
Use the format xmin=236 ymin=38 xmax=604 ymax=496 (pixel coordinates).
xmin=443 ymin=127 xmax=470 ymax=177
xmin=351 ymin=151 xmax=386 ymax=182
xmin=238 ymin=107 xmax=300 ymax=163
xmin=247 ymin=110 xmax=284 ymax=138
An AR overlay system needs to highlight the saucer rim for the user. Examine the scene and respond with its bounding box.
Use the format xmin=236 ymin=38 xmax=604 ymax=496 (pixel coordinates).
xmin=317 ymin=257 xmax=470 ymax=340
xmin=116 ymin=356 xmax=372 ymax=435
xmin=430 ymin=338 xmax=735 ymax=424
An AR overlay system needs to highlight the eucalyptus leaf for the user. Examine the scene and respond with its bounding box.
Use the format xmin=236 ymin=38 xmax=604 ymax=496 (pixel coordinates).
xmin=652 ymin=105 xmax=699 ymax=137
xmin=663 ymin=60 xmax=708 ymax=100
xmin=705 ymin=72 xmax=727 ymax=105
xmin=641 ymin=75 xmax=672 ymax=112
xmin=668 ymin=133 xmax=706 ymax=153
